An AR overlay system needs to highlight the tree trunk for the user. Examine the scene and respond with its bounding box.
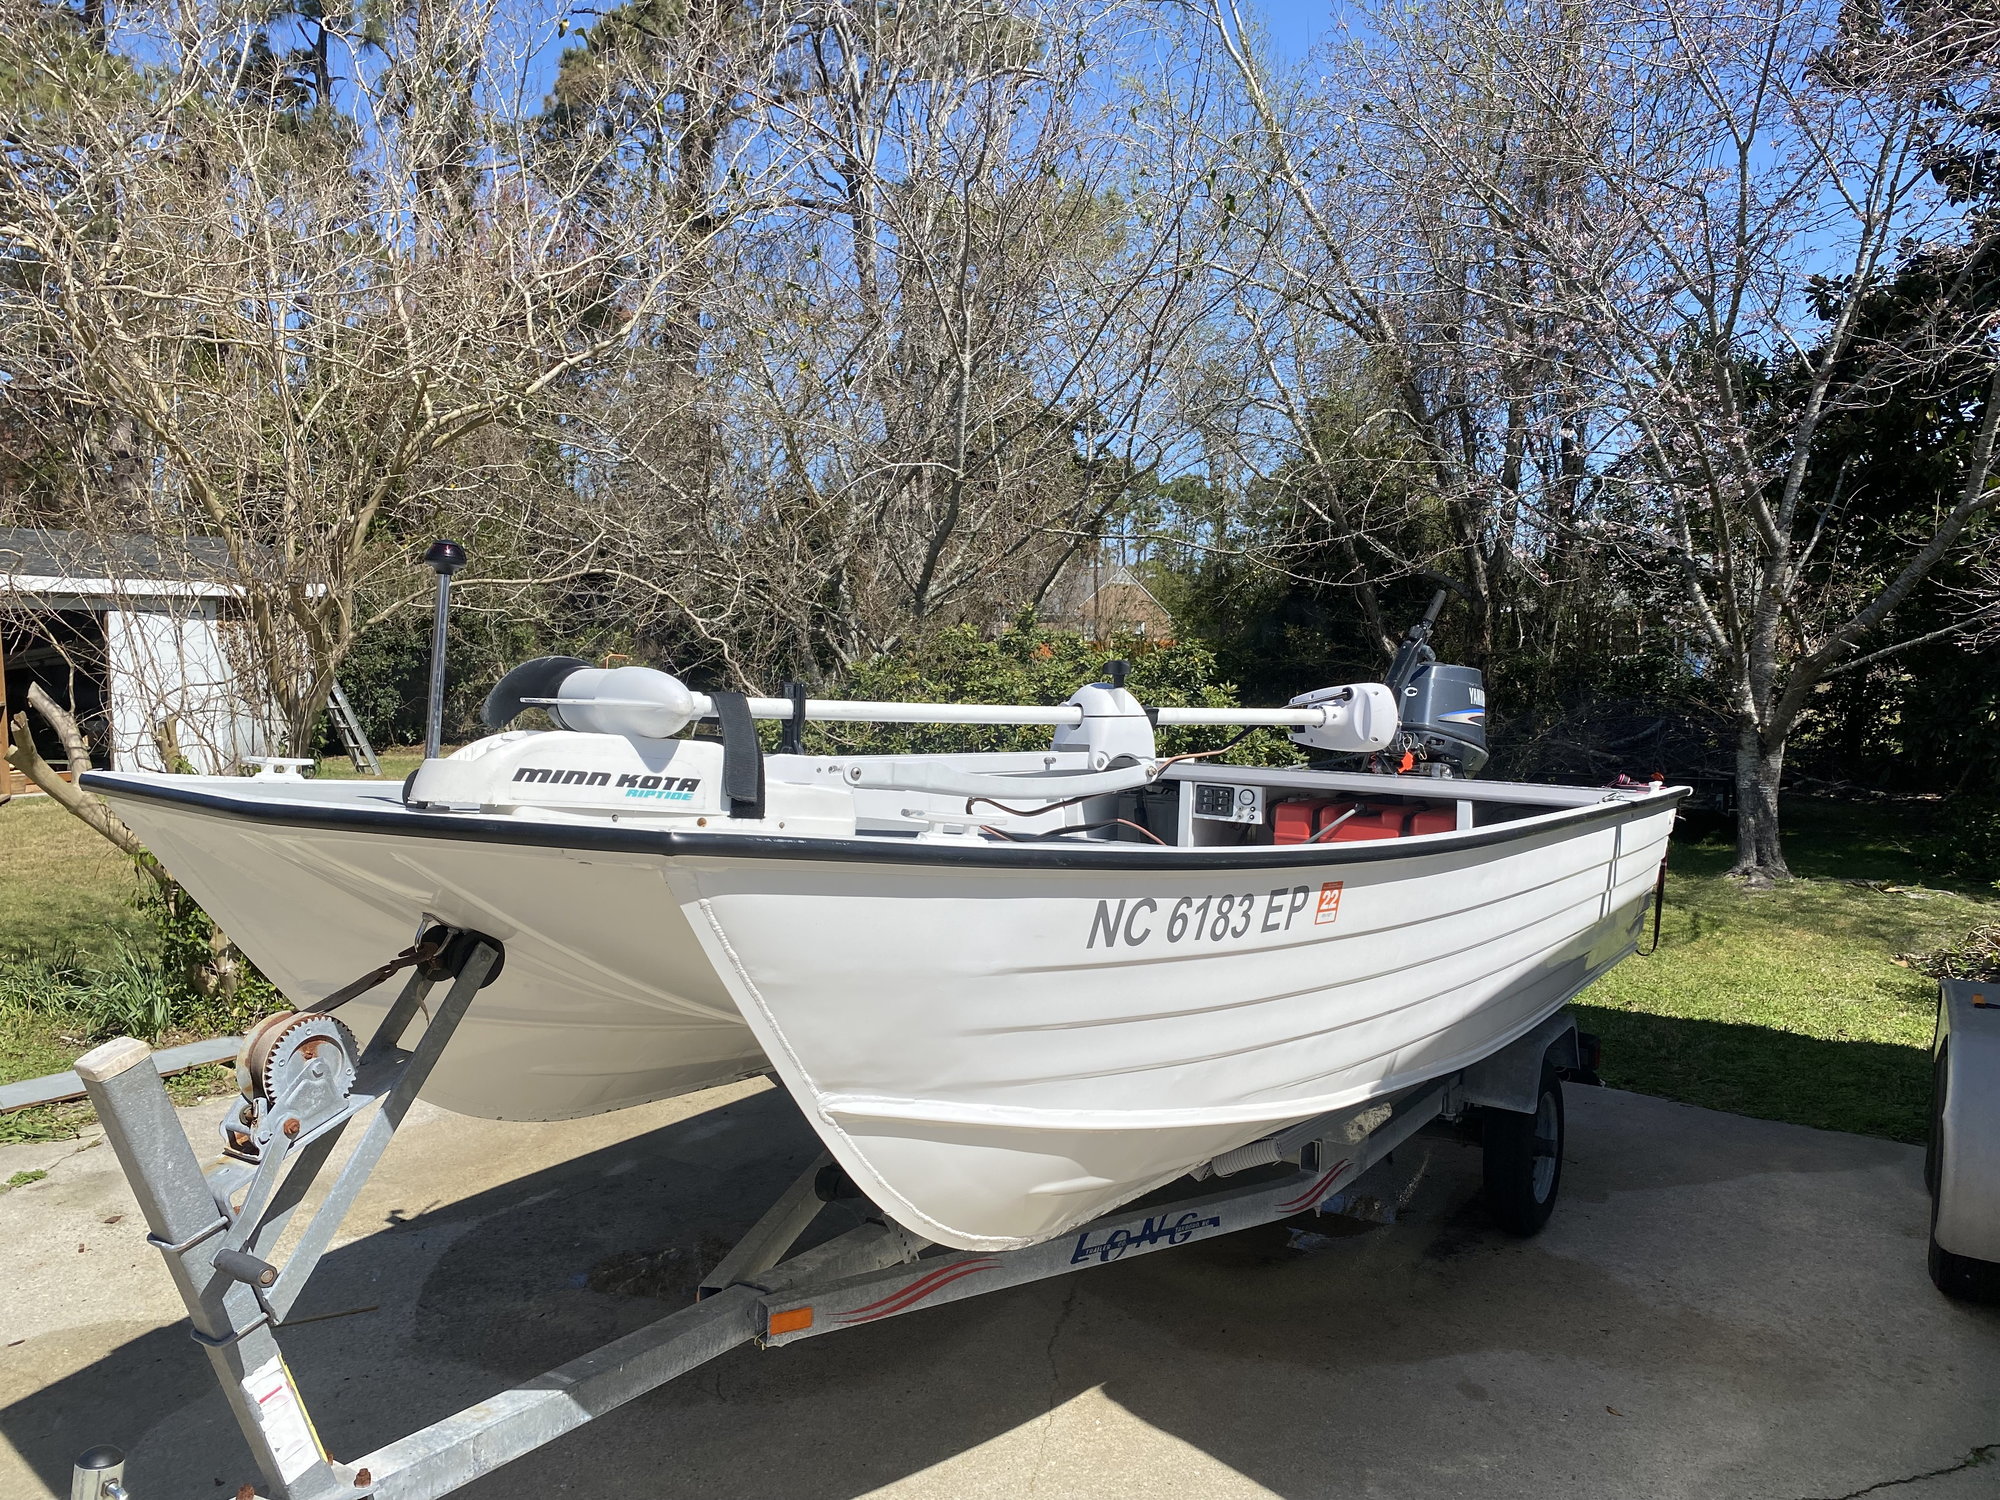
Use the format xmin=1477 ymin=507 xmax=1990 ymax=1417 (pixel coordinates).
xmin=6 ymin=708 xmax=174 ymax=893
xmin=286 ymin=674 xmax=338 ymax=763
xmin=1731 ymin=725 xmax=1789 ymax=883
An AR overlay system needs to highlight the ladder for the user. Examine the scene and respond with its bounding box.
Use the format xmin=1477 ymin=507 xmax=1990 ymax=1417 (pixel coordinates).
xmin=327 ymin=681 xmax=381 ymax=776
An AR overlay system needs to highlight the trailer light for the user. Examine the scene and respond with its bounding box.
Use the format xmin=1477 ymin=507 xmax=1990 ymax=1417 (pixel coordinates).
xmin=768 ymin=1306 xmax=813 ymax=1335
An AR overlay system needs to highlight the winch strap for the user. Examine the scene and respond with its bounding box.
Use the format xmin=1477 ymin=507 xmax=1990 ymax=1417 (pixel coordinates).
xmin=711 ymin=690 xmax=766 ymax=820
xmin=317 ymin=938 xmax=442 ymax=1012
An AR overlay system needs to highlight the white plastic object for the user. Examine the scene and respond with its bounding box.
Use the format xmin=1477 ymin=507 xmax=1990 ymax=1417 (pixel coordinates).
xmin=1050 ymin=683 xmax=1157 ymax=769
xmin=1284 ymin=682 xmax=1400 ymax=754
xmin=244 ymin=757 xmax=314 ymax=781
xmin=844 ymin=759 xmax=1161 ymax=800
xmin=529 ymin=665 xmax=699 ymax=740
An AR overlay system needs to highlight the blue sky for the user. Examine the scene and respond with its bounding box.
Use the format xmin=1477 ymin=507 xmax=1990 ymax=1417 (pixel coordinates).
xmin=1252 ymin=1 xmax=1333 ymax=60
xmin=264 ymin=1 xmax=1336 ymax=128
xmin=498 ymin=2 xmax=1337 ymax=120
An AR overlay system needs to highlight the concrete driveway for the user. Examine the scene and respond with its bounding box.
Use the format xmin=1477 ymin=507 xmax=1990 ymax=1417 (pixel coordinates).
xmin=2 ymin=1078 xmax=1995 ymax=1500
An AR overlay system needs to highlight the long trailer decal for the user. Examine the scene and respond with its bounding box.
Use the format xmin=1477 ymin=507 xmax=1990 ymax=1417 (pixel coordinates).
xmin=1071 ymin=1209 xmax=1224 ymax=1265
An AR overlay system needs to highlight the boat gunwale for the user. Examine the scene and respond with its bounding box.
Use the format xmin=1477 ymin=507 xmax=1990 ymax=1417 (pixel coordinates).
xmin=81 ymin=770 xmax=1687 ymax=871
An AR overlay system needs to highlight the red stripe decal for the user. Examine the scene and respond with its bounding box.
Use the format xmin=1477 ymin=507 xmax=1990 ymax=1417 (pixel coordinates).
xmin=836 ymin=1259 xmax=992 ymax=1319
xmin=835 ymin=1259 xmax=1002 ymax=1324
xmin=1278 ymin=1158 xmax=1352 ymax=1213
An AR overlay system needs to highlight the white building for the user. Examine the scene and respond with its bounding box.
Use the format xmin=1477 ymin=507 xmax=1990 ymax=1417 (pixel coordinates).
xmin=1 ymin=527 xmax=272 ymax=776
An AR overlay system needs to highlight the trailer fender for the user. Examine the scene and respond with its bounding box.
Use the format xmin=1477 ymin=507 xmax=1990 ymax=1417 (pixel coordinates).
xmin=1454 ymin=1010 xmax=1580 ymax=1116
xmin=1933 ymin=980 xmax=2000 ymax=1267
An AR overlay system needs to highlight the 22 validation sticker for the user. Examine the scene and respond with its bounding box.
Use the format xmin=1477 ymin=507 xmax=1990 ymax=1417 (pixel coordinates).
xmin=1314 ymin=881 xmax=1344 ymax=925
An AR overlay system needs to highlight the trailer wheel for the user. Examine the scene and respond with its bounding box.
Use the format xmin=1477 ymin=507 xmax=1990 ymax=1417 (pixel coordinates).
xmin=1482 ymin=1060 xmax=1564 ymax=1237
xmin=1928 ymin=1042 xmax=2000 ymax=1303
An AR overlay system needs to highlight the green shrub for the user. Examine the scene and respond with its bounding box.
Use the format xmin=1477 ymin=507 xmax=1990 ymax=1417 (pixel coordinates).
xmin=1916 ymin=797 xmax=2000 ymax=890
xmin=335 ymin=609 xmax=613 ymax=752
xmin=796 ymin=619 xmax=1302 ymax=765
xmin=0 ymin=943 xmax=170 ymax=1042
xmin=137 ymin=881 xmax=282 ymax=1038
xmin=0 ymin=882 xmax=280 ymax=1046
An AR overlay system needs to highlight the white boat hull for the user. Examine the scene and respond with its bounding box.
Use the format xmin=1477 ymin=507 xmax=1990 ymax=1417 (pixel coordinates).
xmin=102 ymin=792 xmax=773 ymax=1120
xmin=91 ymin=776 xmax=1674 ymax=1251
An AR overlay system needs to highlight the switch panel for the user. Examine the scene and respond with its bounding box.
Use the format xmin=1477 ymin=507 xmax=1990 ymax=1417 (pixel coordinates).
xmin=1190 ymin=782 xmax=1264 ymax=824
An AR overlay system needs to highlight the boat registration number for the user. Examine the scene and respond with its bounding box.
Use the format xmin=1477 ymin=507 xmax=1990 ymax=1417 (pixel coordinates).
xmin=1086 ymin=882 xmax=1342 ymax=950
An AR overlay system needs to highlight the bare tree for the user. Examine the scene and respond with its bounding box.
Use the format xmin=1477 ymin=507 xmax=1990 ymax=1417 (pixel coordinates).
xmin=0 ymin=0 xmax=714 ymax=754
xmin=1202 ymin=0 xmax=2000 ymax=878
xmin=558 ymin=0 xmax=1239 ymax=684
xmin=1178 ymin=0 xmax=1660 ymax=705
xmin=1380 ymin=0 xmax=2000 ymax=879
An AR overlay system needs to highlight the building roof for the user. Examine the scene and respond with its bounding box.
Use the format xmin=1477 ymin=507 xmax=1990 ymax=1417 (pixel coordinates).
xmin=0 ymin=527 xmax=241 ymax=598
xmin=1043 ymin=558 xmax=1174 ymax=636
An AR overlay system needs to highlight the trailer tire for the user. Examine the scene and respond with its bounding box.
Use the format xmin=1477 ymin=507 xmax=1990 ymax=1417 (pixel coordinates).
xmin=1482 ymin=1061 xmax=1564 ymax=1237
xmin=1928 ymin=1042 xmax=2000 ymax=1303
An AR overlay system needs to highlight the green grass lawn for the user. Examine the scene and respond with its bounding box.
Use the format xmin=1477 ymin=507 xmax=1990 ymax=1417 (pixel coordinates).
xmin=1 ymin=796 xmax=158 ymax=1109
xmin=0 ymin=794 xmax=153 ymax=961
xmin=1 ymin=791 xmax=278 ymax=1142
xmin=314 ymin=746 xmax=434 ymax=782
xmin=1 ymin=783 xmax=1992 ymax=1146
xmin=1578 ymin=798 xmax=1996 ymax=1144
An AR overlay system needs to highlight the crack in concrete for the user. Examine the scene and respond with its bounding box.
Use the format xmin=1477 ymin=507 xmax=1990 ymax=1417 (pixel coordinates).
xmin=1798 ymin=1442 xmax=1998 ymax=1500
xmin=1026 ymin=1283 xmax=1081 ymax=1497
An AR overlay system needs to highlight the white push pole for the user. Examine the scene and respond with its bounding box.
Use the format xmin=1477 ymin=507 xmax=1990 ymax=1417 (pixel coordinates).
xmin=738 ymin=698 xmax=1083 ymax=725
xmin=697 ymin=698 xmax=1338 ymax=730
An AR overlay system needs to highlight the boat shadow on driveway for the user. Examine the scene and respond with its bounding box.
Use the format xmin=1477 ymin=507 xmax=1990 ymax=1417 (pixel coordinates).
xmin=6 ymin=1080 xmax=1999 ymax=1500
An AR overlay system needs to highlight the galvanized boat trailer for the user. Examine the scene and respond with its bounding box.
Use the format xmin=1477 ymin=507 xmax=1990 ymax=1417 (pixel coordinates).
xmin=71 ymin=922 xmax=1587 ymax=1500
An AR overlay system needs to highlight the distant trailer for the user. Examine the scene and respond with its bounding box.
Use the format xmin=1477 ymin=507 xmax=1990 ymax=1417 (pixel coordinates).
xmin=1929 ymin=978 xmax=2000 ymax=1303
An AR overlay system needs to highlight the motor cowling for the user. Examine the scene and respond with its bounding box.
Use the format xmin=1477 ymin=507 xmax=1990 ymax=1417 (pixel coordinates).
xmin=1399 ymin=662 xmax=1487 ymax=775
xmin=406 ymin=731 xmax=728 ymax=815
xmin=1051 ymin=682 xmax=1157 ymax=769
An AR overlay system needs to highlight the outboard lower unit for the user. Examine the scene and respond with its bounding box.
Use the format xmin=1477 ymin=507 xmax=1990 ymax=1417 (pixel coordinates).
xmin=1384 ymin=590 xmax=1488 ymax=777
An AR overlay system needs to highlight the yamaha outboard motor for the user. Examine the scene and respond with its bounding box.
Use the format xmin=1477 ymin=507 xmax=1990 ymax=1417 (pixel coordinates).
xmin=1384 ymin=590 xmax=1488 ymax=777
